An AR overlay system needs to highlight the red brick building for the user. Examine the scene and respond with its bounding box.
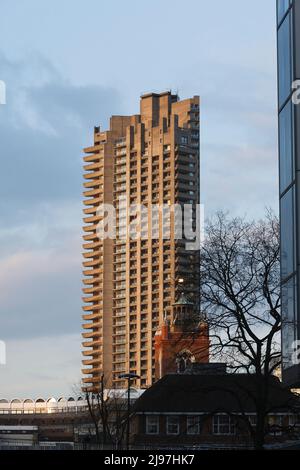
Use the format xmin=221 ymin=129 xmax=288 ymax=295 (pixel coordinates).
xmin=131 ymin=370 xmax=300 ymax=449
xmin=154 ymin=293 xmax=209 ymax=380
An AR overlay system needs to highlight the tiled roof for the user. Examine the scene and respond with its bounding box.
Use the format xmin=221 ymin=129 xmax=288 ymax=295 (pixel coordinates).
xmin=133 ymin=374 xmax=299 ymax=414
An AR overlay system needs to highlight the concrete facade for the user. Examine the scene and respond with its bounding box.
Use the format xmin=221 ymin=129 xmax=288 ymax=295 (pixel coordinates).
xmin=82 ymin=92 xmax=200 ymax=391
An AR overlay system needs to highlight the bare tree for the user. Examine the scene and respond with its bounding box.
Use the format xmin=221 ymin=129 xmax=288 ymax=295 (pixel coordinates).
xmin=76 ymin=377 xmax=130 ymax=449
xmin=200 ymin=210 xmax=284 ymax=449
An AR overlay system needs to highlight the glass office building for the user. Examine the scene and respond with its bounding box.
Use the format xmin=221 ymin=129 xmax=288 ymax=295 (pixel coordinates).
xmin=277 ymin=0 xmax=300 ymax=386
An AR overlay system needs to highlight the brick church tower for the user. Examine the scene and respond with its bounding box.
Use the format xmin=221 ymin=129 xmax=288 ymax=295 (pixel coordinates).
xmin=154 ymin=293 xmax=209 ymax=380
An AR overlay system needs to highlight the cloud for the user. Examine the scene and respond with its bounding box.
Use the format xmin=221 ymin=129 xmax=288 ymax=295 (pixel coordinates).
xmin=0 ymin=229 xmax=81 ymax=340
xmin=0 ymin=333 xmax=81 ymax=398
xmin=0 ymin=52 xmax=121 ymax=213
xmin=0 ymin=53 xmax=122 ymax=342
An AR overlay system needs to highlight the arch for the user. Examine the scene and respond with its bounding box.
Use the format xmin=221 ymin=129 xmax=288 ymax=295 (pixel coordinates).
xmin=128 ymin=387 xmax=139 ymax=398
xmin=11 ymin=399 xmax=22 ymax=404
xmin=46 ymin=397 xmax=57 ymax=403
xmin=0 ymin=399 xmax=9 ymax=403
xmin=24 ymin=399 xmax=34 ymax=404
xmin=35 ymin=398 xmax=45 ymax=403
xmin=77 ymin=396 xmax=84 ymax=401
xmin=57 ymin=397 xmax=66 ymax=402
xmin=67 ymin=397 xmax=75 ymax=402
xmin=178 ymin=348 xmax=194 ymax=357
xmin=176 ymin=349 xmax=195 ymax=373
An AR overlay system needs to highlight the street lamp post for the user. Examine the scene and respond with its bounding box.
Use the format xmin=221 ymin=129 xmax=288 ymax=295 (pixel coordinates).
xmin=119 ymin=372 xmax=140 ymax=450
xmin=99 ymin=373 xmax=106 ymax=448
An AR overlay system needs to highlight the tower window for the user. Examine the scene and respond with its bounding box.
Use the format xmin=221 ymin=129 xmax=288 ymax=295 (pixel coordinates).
xmin=181 ymin=136 xmax=188 ymax=145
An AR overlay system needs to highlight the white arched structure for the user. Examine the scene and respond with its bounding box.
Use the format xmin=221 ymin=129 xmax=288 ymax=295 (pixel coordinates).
xmin=0 ymin=390 xmax=144 ymax=415
xmin=0 ymin=397 xmax=87 ymax=414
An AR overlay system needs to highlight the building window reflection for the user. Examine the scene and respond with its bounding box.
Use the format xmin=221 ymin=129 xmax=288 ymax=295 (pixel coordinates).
xmin=278 ymin=12 xmax=293 ymax=107
xmin=279 ymin=101 xmax=294 ymax=194
xmin=281 ymin=276 xmax=297 ymax=368
xmin=280 ymin=187 xmax=295 ymax=280
xmin=277 ymin=0 xmax=300 ymax=386
xmin=277 ymin=0 xmax=292 ymax=25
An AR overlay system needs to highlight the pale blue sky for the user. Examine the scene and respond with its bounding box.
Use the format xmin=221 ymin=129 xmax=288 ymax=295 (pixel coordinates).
xmin=0 ymin=0 xmax=278 ymax=397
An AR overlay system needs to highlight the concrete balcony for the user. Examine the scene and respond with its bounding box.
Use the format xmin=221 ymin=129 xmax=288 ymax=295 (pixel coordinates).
xmin=114 ymin=175 xmax=126 ymax=184
xmin=176 ymin=153 xmax=195 ymax=163
xmin=81 ymin=366 xmax=103 ymax=375
xmin=115 ymin=157 xmax=126 ymax=166
xmin=82 ymin=340 xmax=102 ymax=349
xmin=82 ymin=321 xmax=102 ymax=330
xmin=82 ymin=250 xmax=101 ymax=259
xmin=82 ymin=330 xmax=102 ymax=339
xmin=114 ymin=185 xmax=127 ymax=192
xmin=83 ymin=153 xmax=102 ymax=163
xmin=83 ymin=206 xmax=98 ymax=215
xmin=83 ymin=232 xmax=99 ymax=242
xmin=114 ymin=265 xmax=126 ymax=273
xmin=82 ymin=312 xmax=101 ymax=321
xmin=114 ymin=344 xmax=126 ymax=352
xmin=82 ymin=376 xmax=102 ymax=385
xmin=83 ymin=162 xmax=102 ymax=171
xmin=82 ymin=303 xmax=103 ymax=312
xmin=83 ymin=197 xmax=102 ymax=208
xmin=83 ymin=187 xmax=102 ymax=197
xmin=83 ymin=179 xmax=103 ymax=189
xmin=82 ymin=285 xmax=101 ymax=295
xmin=82 ymin=276 xmax=102 ymax=286
xmin=82 ymin=267 xmax=103 ymax=277
xmin=82 ymin=258 xmax=101 ymax=268
xmin=112 ymin=356 xmax=126 ymax=364
xmin=115 ymin=138 xmax=126 ymax=147
xmin=82 ymin=294 xmax=102 ymax=303
xmin=115 ymin=166 xmax=126 ymax=175
xmin=82 ymin=357 xmax=101 ymax=366
xmin=114 ymin=339 xmax=126 ymax=345
xmin=113 ymin=316 xmax=126 ymax=325
xmin=175 ymin=190 xmax=196 ymax=201
xmin=84 ymin=170 xmax=103 ymax=180
xmin=82 ymin=241 xmax=102 ymax=250
xmin=114 ymin=256 xmax=126 ymax=264
xmin=82 ymin=223 xmax=98 ymax=233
